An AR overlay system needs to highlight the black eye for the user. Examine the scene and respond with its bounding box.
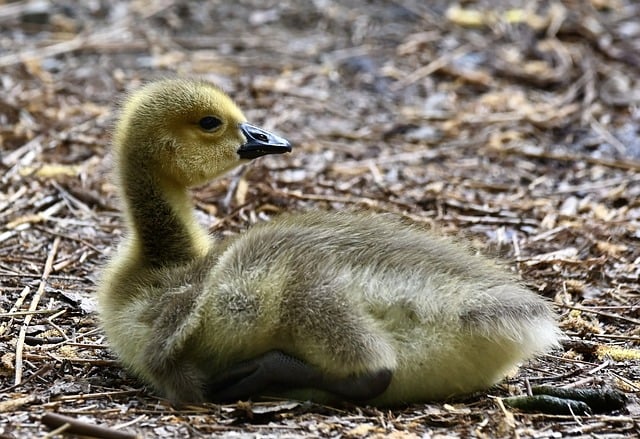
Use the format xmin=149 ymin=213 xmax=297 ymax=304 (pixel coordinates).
xmin=198 ymin=116 xmax=222 ymax=131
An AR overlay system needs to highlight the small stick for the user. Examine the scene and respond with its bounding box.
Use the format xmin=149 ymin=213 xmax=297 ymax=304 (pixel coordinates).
xmin=0 ymin=364 xmax=52 ymax=393
xmin=51 ymin=389 xmax=141 ymax=402
xmin=14 ymin=237 xmax=60 ymax=385
xmin=43 ymin=423 xmax=71 ymax=438
xmin=608 ymin=372 xmax=640 ymax=392
xmin=392 ymin=44 xmax=471 ymax=89
xmin=563 ymin=304 xmax=640 ymax=326
xmin=0 ymin=285 xmax=31 ymax=336
xmin=512 ymin=147 xmax=640 ymax=172
xmin=41 ymin=413 xmax=139 ymax=439
xmin=590 ymin=333 xmax=640 ymax=342
xmin=525 ymin=377 xmax=533 ymax=396
xmin=0 ymin=27 xmax=124 ymax=68
xmin=0 ymin=309 xmax=59 ymax=317
xmin=272 ymin=188 xmax=377 ymax=207
xmin=493 ymin=397 xmax=516 ymax=429
xmin=587 ymin=113 xmax=628 ymax=155
xmin=222 ymin=165 xmax=248 ymax=212
xmin=0 ymin=394 xmax=38 ymax=413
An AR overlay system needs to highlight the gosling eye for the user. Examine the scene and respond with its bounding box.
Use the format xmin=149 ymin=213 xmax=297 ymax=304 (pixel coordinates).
xmin=198 ymin=116 xmax=223 ymax=132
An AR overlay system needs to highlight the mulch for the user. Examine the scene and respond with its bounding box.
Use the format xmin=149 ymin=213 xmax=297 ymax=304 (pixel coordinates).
xmin=1 ymin=0 xmax=639 ymax=437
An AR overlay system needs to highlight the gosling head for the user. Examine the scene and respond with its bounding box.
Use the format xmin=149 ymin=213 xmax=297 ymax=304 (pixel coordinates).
xmin=114 ymin=78 xmax=291 ymax=187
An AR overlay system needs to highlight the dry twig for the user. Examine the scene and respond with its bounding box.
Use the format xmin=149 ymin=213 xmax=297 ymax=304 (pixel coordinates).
xmin=14 ymin=237 xmax=60 ymax=386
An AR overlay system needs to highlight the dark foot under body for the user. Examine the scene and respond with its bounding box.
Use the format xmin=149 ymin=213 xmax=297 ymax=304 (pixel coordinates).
xmin=206 ymin=350 xmax=392 ymax=402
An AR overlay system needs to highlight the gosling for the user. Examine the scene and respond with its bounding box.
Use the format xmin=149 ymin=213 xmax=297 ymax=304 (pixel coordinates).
xmin=97 ymin=78 xmax=560 ymax=406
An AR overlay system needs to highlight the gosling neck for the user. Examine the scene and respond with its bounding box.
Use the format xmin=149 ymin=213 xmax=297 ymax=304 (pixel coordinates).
xmin=119 ymin=155 xmax=210 ymax=268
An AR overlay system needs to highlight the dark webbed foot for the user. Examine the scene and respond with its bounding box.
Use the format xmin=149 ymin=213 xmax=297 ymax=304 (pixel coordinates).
xmin=205 ymin=350 xmax=392 ymax=402
xmin=320 ymin=367 xmax=392 ymax=401
xmin=205 ymin=351 xmax=321 ymax=401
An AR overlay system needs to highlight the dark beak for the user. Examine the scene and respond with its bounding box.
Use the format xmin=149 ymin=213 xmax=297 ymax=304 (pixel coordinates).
xmin=237 ymin=123 xmax=292 ymax=159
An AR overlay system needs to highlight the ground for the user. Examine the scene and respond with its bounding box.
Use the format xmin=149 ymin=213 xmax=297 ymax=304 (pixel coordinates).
xmin=1 ymin=0 xmax=640 ymax=437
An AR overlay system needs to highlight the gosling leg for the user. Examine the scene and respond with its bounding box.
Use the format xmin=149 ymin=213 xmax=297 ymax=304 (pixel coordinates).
xmin=206 ymin=350 xmax=392 ymax=402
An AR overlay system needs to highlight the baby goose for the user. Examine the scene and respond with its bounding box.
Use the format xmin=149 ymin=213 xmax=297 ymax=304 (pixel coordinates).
xmin=98 ymin=78 xmax=560 ymax=405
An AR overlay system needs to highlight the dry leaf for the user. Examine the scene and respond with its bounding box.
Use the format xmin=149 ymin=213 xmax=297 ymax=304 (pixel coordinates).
xmin=446 ymin=6 xmax=488 ymax=27
xmin=20 ymin=163 xmax=82 ymax=178
xmin=596 ymin=345 xmax=640 ymax=361
xmin=346 ymin=424 xmax=381 ymax=437
xmin=596 ymin=241 xmax=628 ymax=258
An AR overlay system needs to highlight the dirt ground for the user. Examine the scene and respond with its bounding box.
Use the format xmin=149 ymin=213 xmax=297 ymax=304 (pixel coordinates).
xmin=1 ymin=0 xmax=640 ymax=437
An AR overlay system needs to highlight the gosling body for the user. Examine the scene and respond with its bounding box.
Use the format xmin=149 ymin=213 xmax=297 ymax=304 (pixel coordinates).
xmin=98 ymin=78 xmax=560 ymax=405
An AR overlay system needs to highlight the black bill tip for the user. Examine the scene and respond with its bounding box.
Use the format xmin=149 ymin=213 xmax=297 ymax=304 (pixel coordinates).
xmin=237 ymin=123 xmax=292 ymax=160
